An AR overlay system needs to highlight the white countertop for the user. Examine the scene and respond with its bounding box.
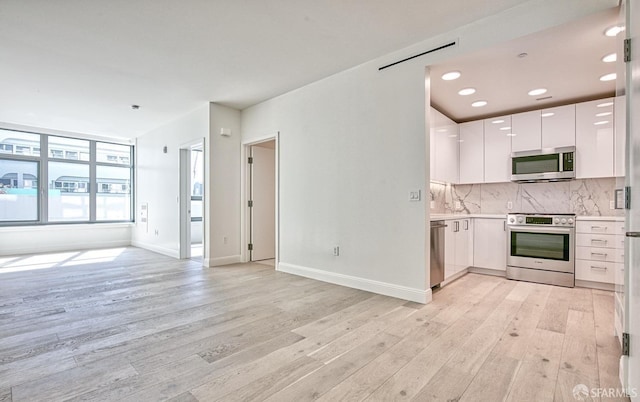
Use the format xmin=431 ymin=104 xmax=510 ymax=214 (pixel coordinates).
xmin=430 ymin=214 xmax=623 ymax=221
xmin=430 ymin=214 xmax=505 ymax=220
xmin=575 ymin=215 xmax=624 ymax=221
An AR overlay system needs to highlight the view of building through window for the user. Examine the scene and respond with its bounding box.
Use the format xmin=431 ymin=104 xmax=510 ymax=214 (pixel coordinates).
xmin=0 ymin=128 xmax=133 ymax=223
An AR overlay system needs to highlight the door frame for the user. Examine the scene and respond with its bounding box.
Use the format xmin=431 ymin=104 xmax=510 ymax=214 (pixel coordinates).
xmin=241 ymin=133 xmax=279 ymax=266
xmin=179 ymin=138 xmax=206 ymax=262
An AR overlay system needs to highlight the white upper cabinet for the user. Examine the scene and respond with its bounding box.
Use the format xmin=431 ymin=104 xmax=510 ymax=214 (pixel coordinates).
xmin=430 ymin=108 xmax=459 ymax=184
xmin=541 ymin=104 xmax=576 ymax=148
xmin=511 ymin=110 xmax=542 ymax=152
xmin=484 ymin=116 xmax=512 ymax=183
xmin=458 ymin=120 xmax=484 ymax=184
xmin=614 ymin=95 xmax=626 ymax=177
xmin=576 ymin=98 xmax=614 ymax=178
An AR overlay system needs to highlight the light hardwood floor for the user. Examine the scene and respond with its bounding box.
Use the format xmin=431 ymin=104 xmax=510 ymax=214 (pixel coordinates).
xmin=0 ymin=247 xmax=628 ymax=401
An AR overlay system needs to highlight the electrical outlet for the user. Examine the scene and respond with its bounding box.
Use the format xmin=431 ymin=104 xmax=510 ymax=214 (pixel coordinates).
xmin=507 ymin=201 xmax=513 ymax=210
xmin=154 ymin=229 xmax=159 ymax=236
xmin=610 ymin=200 xmax=615 ymax=210
xmin=409 ymin=190 xmax=421 ymax=202
xmin=455 ymin=201 xmax=461 ymax=209
xmin=333 ymin=246 xmax=340 ymax=256
xmin=430 ymin=200 xmax=435 ymax=209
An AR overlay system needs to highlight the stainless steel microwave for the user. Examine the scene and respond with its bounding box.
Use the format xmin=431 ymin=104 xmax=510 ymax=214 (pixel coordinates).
xmin=511 ymin=146 xmax=575 ymax=182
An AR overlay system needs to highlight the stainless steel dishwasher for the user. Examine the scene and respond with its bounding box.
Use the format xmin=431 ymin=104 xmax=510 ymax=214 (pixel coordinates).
xmin=430 ymin=220 xmax=446 ymax=287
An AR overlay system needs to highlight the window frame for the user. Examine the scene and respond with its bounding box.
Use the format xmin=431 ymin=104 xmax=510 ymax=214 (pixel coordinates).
xmin=0 ymin=128 xmax=134 ymax=226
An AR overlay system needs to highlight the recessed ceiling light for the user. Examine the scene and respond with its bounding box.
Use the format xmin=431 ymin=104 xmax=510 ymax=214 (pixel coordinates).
xmin=448 ymin=134 xmax=458 ymax=138
xmin=600 ymin=73 xmax=617 ymax=82
xmin=492 ymin=119 xmax=505 ymax=124
xmin=442 ymin=71 xmax=461 ymax=81
xmin=471 ymin=100 xmax=488 ymax=107
xmin=597 ymin=101 xmax=614 ymax=107
xmin=528 ymin=88 xmax=547 ymax=96
xmin=436 ymin=128 xmax=448 ymax=132
xmin=596 ymin=112 xmax=612 ymax=117
xmin=602 ymin=53 xmax=617 ymax=63
xmin=541 ymin=112 xmax=555 ymax=117
xmin=458 ymin=88 xmax=476 ymax=96
xmin=506 ymin=133 xmax=517 ymax=137
xmin=499 ymin=127 xmax=512 ymax=131
xmin=605 ymin=25 xmax=625 ymax=37
xmin=594 ymin=121 xmax=610 ymax=125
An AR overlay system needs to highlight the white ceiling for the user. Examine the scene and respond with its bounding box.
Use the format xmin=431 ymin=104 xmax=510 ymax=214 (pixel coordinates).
xmin=0 ymin=0 xmax=548 ymax=139
xmin=430 ymin=7 xmax=621 ymax=122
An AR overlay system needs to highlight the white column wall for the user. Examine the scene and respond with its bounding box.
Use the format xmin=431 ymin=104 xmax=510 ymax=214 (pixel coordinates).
xmin=132 ymin=105 xmax=209 ymax=258
xmin=206 ymin=103 xmax=242 ymax=266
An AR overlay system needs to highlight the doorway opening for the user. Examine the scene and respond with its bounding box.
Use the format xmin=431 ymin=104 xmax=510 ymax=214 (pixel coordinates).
xmin=243 ymin=136 xmax=278 ymax=267
xmin=179 ymin=140 xmax=205 ymax=262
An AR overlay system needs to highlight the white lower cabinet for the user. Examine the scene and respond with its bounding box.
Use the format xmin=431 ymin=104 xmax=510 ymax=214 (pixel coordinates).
xmin=575 ymin=219 xmax=624 ymax=285
xmin=444 ymin=218 xmax=472 ymax=279
xmin=473 ymin=218 xmax=507 ymax=272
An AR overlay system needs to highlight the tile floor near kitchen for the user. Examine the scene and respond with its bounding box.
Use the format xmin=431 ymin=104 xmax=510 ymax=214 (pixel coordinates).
xmin=0 ymin=247 xmax=627 ymax=401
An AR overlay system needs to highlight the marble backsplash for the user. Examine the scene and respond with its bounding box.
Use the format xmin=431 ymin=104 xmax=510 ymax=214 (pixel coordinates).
xmin=430 ymin=177 xmax=624 ymax=216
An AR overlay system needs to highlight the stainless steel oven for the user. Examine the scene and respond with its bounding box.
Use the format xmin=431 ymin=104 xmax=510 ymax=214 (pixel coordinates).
xmin=506 ymin=213 xmax=575 ymax=287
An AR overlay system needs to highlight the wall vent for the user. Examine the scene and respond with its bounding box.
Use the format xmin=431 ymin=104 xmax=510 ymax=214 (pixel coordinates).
xmin=378 ymin=41 xmax=457 ymax=71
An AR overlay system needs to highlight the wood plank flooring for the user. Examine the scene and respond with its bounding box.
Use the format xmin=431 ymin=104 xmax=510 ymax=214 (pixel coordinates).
xmin=0 ymin=247 xmax=628 ymax=401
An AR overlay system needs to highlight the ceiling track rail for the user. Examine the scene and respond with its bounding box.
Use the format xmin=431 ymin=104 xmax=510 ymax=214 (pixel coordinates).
xmin=378 ymin=41 xmax=457 ymax=71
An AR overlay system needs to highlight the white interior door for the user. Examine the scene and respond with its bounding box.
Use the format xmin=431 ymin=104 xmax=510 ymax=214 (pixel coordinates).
xmin=250 ymin=144 xmax=276 ymax=261
xmin=625 ymin=0 xmax=640 ymax=397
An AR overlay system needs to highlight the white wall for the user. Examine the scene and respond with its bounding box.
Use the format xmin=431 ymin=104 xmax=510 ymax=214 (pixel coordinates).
xmin=243 ymin=57 xmax=429 ymax=302
xmin=132 ymin=105 xmax=209 ymax=258
xmin=206 ymin=104 xmax=242 ymax=266
xmin=241 ymin=0 xmax=616 ymax=303
xmin=0 ymin=223 xmax=131 ymax=256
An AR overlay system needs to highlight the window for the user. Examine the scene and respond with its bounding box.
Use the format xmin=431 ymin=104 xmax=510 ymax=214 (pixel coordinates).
xmin=48 ymin=137 xmax=89 ymax=161
xmin=96 ymin=165 xmax=131 ymax=221
xmin=97 ymin=142 xmax=131 ymax=165
xmin=0 ymin=129 xmax=133 ymax=224
xmin=0 ymin=159 xmax=39 ymax=222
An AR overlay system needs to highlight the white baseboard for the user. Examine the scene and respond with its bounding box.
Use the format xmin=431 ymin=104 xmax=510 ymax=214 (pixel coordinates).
xmin=205 ymin=255 xmax=242 ymax=267
xmin=131 ymin=241 xmax=179 ymax=259
xmin=277 ymin=262 xmax=432 ymax=304
xmin=575 ymin=279 xmax=615 ymax=291
xmin=439 ymin=268 xmax=468 ymax=287
xmin=468 ymin=266 xmax=506 ymax=277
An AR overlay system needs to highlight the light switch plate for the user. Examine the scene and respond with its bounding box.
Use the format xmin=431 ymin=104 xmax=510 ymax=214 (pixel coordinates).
xmin=409 ymin=190 xmax=421 ymax=201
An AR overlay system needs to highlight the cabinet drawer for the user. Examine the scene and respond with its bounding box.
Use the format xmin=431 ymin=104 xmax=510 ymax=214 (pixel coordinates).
xmin=576 ymin=233 xmax=617 ymax=249
xmin=576 ymin=259 xmax=615 ymax=284
xmin=576 ymin=246 xmax=622 ymax=263
xmin=576 ymin=221 xmax=616 ymax=234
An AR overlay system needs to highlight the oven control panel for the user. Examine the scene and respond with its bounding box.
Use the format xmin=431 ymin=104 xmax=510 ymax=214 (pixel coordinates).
xmin=507 ymin=213 xmax=575 ymax=227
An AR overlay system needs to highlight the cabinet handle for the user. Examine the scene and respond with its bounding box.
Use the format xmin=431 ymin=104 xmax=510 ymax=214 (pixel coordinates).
xmin=591 ymin=252 xmax=608 ymax=257
xmin=591 ymin=239 xmax=608 ymax=244
xmin=456 ymin=221 xmax=460 ymax=232
xmin=590 ymin=265 xmax=608 ymax=271
xmin=591 ymin=226 xmax=607 ymax=231
xmin=463 ymin=220 xmax=469 ymax=231
xmin=503 ymin=221 xmax=506 ymax=231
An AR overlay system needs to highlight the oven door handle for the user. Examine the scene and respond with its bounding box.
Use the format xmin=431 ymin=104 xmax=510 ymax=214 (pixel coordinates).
xmin=508 ymin=225 xmax=573 ymax=234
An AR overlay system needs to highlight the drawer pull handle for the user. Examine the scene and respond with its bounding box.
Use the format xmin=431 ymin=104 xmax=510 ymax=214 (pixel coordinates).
xmin=591 ymin=252 xmax=608 ymax=257
xmin=590 ymin=265 xmax=608 ymax=271
xmin=591 ymin=239 xmax=608 ymax=244
xmin=591 ymin=226 xmax=607 ymax=231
